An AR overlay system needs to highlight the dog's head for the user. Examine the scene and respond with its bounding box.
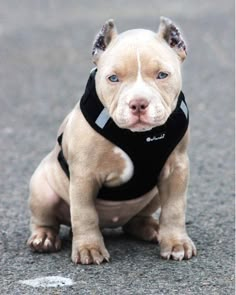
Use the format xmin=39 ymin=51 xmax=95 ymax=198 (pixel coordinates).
xmin=92 ymin=17 xmax=187 ymax=132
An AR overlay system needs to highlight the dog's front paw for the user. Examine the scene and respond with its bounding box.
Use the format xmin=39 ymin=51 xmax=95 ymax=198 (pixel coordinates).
xmin=72 ymin=240 xmax=110 ymax=265
xmin=158 ymin=232 xmax=197 ymax=261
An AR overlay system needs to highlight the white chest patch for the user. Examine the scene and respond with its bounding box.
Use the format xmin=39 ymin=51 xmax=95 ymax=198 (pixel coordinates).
xmin=113 ymin=146 xmax=134 ymax=183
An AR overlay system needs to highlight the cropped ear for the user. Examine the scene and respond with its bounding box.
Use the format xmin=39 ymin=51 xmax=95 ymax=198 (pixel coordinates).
xmin=92 ymin=19 xmax=117 ymax=64
xmin=158 ymin=17 xmax=187 ymax=61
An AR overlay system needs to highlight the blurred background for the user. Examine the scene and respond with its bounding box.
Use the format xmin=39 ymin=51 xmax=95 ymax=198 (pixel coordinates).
xmin=0 ymin=1 xmax=234 ymax=294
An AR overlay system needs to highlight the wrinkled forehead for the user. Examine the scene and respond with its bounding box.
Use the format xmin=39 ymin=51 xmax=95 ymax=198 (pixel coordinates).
xmin=98 ymin=29 xmax=179 ymax=75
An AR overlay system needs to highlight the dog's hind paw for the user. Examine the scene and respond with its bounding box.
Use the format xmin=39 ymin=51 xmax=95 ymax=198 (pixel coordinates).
xmin=123 ymin=216 xmax=159 ymax=242
xmin=27 ymin=227 xmax=61 ymax=253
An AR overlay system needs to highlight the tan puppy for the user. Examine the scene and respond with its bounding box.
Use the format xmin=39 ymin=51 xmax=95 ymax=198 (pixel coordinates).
xmin=27 ymin=17 xmax=197 ymax=265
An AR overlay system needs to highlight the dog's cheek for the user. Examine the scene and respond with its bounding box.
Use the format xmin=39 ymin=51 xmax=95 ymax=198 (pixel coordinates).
xmin=113 ymin=101 xmax=130 ymax=125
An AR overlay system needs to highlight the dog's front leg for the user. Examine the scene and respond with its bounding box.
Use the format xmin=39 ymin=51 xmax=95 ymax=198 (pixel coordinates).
xmin=69 ymin=169 xmax=110 ymax=265
xmin=158 ymin=151 xmax=196 ymax=261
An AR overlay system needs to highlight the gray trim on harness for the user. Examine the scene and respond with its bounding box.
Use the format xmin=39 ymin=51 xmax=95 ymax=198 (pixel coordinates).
xmin=95 ymin=107 xmax=110 ymax=128
xmin=180 ymin=100 xmax=188 ymax=119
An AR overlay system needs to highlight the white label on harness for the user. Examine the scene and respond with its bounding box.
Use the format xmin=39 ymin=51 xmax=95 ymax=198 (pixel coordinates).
xmin=146 ymin=133 xmax=165 ymax=142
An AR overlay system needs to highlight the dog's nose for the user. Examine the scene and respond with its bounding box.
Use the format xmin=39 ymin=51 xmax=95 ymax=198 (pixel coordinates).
xmin=129 ymin=99 xmax=149 ymax=115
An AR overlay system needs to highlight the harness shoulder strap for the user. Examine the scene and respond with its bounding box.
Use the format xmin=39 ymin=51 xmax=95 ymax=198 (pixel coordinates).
xmin=57 ymin=133 xmax=70 ymax=179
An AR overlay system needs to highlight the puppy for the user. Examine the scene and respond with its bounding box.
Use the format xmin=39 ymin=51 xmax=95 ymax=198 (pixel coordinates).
xmin=27 ymin=17 xmax=196 ymax=264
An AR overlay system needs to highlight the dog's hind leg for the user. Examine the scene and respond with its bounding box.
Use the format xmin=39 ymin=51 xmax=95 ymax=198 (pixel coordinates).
xmin=27 ymin=167 xmax=62 ymax=253
xmin=123 ymin=193 xmax=160 ymax=242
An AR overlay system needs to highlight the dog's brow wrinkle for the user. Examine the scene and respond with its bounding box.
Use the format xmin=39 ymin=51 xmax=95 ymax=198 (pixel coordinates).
xmin=136 ymin=49 xmax=142 ymax=80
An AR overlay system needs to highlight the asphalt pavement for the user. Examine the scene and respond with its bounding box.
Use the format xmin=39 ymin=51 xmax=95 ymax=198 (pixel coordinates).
xmin=0 ymin=1 xmax=235 ymax=294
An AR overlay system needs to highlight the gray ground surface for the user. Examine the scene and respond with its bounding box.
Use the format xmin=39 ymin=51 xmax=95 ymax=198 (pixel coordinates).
xmin=0 ymin=1 xmax=235 ymax=294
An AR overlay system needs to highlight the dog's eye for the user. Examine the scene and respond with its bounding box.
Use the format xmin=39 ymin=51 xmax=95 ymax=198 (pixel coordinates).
xmin=157 ymin=72 xmax=168 ymax=79
xmin=108 ymin=75 xmax=119 ymax=83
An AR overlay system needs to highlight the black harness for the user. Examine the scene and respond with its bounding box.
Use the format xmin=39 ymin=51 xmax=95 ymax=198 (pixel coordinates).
xmin=58 ymin=69 xmax=189 ymax=201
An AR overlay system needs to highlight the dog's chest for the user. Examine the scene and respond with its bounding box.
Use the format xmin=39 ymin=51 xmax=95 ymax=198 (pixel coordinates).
xmin=113 ymin=147 xmax=134 ymax=183
xmin=104 ymin=147 xmax=134 ymax=187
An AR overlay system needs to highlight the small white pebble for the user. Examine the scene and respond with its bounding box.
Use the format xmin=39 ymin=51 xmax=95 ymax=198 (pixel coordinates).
xmin=19 ymin=276 xmax=74 ymax=288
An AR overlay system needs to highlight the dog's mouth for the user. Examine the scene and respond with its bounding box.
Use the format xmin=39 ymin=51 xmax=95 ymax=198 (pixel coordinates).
xmin=115 ymin=117 xmax=153 ymax=132
xmin=129 ymin=124 xmax=153 ymax=132
xmin=126 ymin=119 xmax=154 ymax=132
xmin=114 ymin=111 xmax=168 ymax=132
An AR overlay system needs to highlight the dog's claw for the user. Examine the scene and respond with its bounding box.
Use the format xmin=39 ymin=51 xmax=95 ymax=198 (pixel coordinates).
xmin=95 ymin=259 xmax=101 ymax=265
xmin=74 ymin=255 xmax=81 ymax=264
xmin=161 ymin=253 xmax=171 ymax=260
xmin=104 ymin=256 xmax=110 ymax=262
xmin=34 ymin=238 xmax=43 ymax=246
